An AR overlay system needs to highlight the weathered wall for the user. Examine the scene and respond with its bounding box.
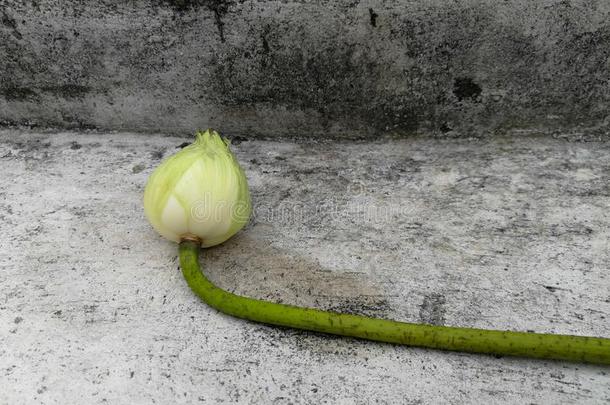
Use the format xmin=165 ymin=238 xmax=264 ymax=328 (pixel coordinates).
xmin=1 ymin=0 xmax=609 ymax=137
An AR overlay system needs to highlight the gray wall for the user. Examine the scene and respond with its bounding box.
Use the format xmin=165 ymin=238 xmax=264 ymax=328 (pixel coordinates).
xmin=1 ymin=0 xmax=609 ymax=137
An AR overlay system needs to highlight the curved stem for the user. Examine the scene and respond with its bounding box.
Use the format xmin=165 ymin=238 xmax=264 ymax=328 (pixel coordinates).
xmin=179 ymin=241 xmax=610 ymax=365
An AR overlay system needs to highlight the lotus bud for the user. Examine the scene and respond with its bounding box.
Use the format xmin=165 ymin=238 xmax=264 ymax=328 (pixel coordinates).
xmin=143 ymin=129 xmax=251 ymax=247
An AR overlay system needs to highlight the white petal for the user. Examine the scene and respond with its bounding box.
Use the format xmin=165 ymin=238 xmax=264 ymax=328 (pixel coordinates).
xmin=161 ymin=195 xmax=189 ymax=237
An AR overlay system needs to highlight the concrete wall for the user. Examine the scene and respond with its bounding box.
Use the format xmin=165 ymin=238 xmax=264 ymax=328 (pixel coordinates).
xmin=1 ymin=0 xmax=609 ymax=138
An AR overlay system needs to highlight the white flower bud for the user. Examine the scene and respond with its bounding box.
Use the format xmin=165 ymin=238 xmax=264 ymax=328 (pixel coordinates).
xmin=144 ymin=129 xmax=251 ymax=247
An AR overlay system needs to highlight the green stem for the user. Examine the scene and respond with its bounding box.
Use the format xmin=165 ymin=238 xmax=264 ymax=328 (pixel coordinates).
xmin=179 ymin=240 xmax=610 ymax=365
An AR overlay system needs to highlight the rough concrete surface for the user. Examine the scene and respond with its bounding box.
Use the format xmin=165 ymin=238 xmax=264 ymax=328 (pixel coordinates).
xmin=0 ymin=129 xmax=609 ymax=403
xmin=1 ymin=0 xmax=610 ymax=137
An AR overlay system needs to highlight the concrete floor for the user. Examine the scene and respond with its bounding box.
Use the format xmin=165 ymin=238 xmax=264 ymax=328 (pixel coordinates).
xmin=0 ymin=129 xmax=609 ymax=404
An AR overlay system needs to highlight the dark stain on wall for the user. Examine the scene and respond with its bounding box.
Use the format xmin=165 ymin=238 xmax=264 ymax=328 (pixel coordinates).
xmin=207 ymin=18 xmax=425 ymax=133
xmin=0 ymin=87 xmax=38 ymax=102
xmin=1 ymin=10 xmax=22 ymax=40
xmin=160 ymin=0 xmax=232 ymax=42
xmin=259 ymin=24 xmax=271 ymax=68
xmin=0 ymin=85 xmax=91 ymax=101
xmin=40 ymin=85 xmax=92 ymax=98
xmin=440 ymin=122 xmax=452 ymax=133
xmin=162 ymin=0 xmax=197 ymax=11
xmin=453 ymin=77 xmax=482 ymax=102
xmin=208 ymin=0 xmax=231 ymax=43
xmin=368 ymin=8 xmax=378 ymax=28
xmin=1 ymin=11 xmax=17 ymax=29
